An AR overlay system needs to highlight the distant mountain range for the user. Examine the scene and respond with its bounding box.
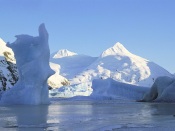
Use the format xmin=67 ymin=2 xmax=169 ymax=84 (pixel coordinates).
xmin=0 ymin=38 xmax=173 ymax=91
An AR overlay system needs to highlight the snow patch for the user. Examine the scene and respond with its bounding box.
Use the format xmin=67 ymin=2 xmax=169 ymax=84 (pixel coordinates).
xmin=48 ymin=62 xmax=69 ymax=88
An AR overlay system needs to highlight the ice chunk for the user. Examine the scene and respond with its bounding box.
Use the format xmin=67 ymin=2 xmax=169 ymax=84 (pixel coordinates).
xmin=0 ymin=24 xmax=54 ymax=105
xmin=139 ymin=76 xmax=175 ymax=102
xmin=91 ymin=78 xmax=149 ymax=100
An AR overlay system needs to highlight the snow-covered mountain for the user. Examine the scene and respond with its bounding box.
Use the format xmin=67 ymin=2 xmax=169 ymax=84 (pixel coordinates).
xmin=50 ymin=50 xmax=97 ymax=79
xmin=52 ymin=49 xmax=77 ymax=58
xmin=69 ymin=42 xmax=172 ymax=87
xmin=0 ymin=38 xmax=18 ymax=91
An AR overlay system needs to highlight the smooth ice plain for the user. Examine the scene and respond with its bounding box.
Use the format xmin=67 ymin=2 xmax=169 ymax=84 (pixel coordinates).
xmin=1 ymin=99 xmax=175 ymax=131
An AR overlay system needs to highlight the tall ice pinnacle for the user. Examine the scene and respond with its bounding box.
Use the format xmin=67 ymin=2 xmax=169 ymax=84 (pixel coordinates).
xmin=0 ymin=23 xmax=54 ymax=105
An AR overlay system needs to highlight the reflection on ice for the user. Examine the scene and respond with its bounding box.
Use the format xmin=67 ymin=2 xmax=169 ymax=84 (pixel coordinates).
xmin=149 ymin=103 xmax=175 ymax=115
xmin=0 ymin=105 xmax=48 ymax=131
xmin=1 ymin=100 xmax=175 ymax=130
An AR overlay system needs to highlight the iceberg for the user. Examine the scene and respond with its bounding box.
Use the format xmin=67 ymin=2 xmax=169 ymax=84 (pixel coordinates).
xmin=139 ymin=76 xmax=175 ymax=102
xmin=91 ymin=77 xmax=175 ymax=102
xmin=0 ymin=24 xmax=54 ymax=105
xmin=91 ymin=78 xmax=149 ymax=100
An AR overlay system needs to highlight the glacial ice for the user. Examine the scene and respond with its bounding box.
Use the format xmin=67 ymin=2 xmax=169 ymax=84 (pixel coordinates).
xmin=49 ymin=76 xmax=175 ymax=103
xmin=139 ymin=76 xmax=175 ymax=102
xmin=91 ymin=76 xmax=175 ymax=102
xmin=49 ymin=82 xmax=92 ymax=98
xmin=0 ymin=24 xmax=54 ymax=105
xmin=91 ymin=78 xmax=149 ymax=100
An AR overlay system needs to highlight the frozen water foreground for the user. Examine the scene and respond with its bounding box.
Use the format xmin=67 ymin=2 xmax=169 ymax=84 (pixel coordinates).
xmin=0 ymin=99 xmax=175 ymax=131
xmin=0 ymin=24 xmax=54 ymax=105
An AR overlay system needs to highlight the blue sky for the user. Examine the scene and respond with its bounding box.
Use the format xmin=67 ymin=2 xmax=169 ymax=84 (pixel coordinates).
xmin=0 ymin=0 xmax=175 ymax=73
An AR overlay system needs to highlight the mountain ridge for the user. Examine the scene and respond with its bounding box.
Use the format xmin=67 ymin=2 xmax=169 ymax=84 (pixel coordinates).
xmin=68 ymin=42 xmax=172 ymax=87
xmin=52 ymin=49 xmax=77 ymax=58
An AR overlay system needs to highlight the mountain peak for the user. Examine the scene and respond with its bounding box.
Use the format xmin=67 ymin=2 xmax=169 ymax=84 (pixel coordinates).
xmin=53 ymin=49 xmax=77 ymax=58
xmin=101 ymin=42 xmax=131 ymax=57
xmin=113 ymin=42 xmax=125 ymax=49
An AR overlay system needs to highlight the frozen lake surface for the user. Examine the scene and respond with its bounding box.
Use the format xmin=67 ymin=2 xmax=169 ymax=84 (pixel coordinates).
xmin=0 ymin=99 xmax=175 ymax=131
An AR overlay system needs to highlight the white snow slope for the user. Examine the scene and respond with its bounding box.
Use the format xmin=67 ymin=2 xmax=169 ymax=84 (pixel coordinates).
xmin=50 ymin=51 xmax=97 ymax=79
xmin=0 ymin=39 xmax=13 ymax=56
xmin=70 ymin=42 xmax=172 ymax=87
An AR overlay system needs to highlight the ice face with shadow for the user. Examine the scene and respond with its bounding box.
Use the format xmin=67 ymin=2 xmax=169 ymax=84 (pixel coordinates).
xmin=139 ymin=76 xmax=175 ymax=102
xmin=0 ymin=24 xmax=54 ymax=105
